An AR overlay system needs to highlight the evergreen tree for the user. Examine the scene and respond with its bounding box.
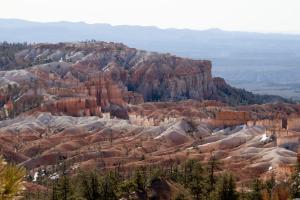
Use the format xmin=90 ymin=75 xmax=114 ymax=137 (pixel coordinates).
xmin=248 ymin=179 xmax=263 ymax=200
xmin=51 ymin=180 xmax=58 ymax=200
xmin=80 ymin=172 xmax=101 ymax=200
xmin=212 ymin=173 xmax=237 ymax=200
xmin=118 ymin=179 xmax=136 ymax=199
xmin=183 ymin=159 xmax=206 ymax=200
xmin=55 ymin=175 xmax=72 ymax=200
xmin=265 ymin=172 xmax=276 ymax=199
xmin=134 ymin=169 xmax=147 ymax=194
xmin=99 ymin=172 xmax=118 ymax=200
xmin=239 ymin=183 xmax=247 ymax=200
xmin=51 ymin=162 xmax=73 ymax=200
xmin=207 ymin=154 xmax=221 ymax=193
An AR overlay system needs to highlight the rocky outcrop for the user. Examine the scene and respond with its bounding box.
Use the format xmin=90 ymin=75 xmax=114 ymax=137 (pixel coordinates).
xmin=47 ymin=76 xmax=127 ymax=107
xmin=288 ymin=118 xmax=300 ymax=131
xmin=1 ymin=42 xmax=216 ymax=102
xmin=129 ymin=55 xmax=215 ymax=101
xmin=42 ymin=97 xmax=101 ymax=117
xmin=122 ymin=91 xmax=144 ymax=105
xmin=277 ymin=135 xmax=300 ymax=147
xmin=216 ymin=111 xmax=251 ymax=121
xmin=200 ymin=110 xmax=252 ymax=128
xmin=84 ymin=77 xmax=125 ymax=108
xmin=0 ymin=42 xmax=287 ymax=112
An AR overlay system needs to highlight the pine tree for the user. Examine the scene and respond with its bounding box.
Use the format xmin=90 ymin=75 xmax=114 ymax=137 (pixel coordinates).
xmin=52 ymin=180 xmax=58 ymax=200
xmin=248 ymin=179 xmax=263 ymax=200
xmin=227 ymin=174 xmax=237 ymax=200
xmin=118 ymin=179 xmax=136 ymax=199
xmin=207 ymin=153 xmax=221 ymax=193
xmin=80 ymin=172 xmax=101 ymax=200
xmin=52 ymin=162 xmax=73 ymax=200
xmin=183 ymin=159 xmax=206 ymax=200
xmin=99 ymin=172 xmax=117 ymax=200
xmin=134 ymin=169 xmax=147 ymax=194
xmin=239 ymin=183 xmax=247 ymax=200
xmin=265 ymin=172 xmax=276 ymax=199
xmin=56 ymin=175 xmax=72 ymax=200
xmin=212 ymin=173 xmax=237 ymax=200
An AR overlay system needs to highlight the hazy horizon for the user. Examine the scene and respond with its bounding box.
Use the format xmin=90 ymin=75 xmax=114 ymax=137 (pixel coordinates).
xmin=1 ymin=18 xmax=300 ymax=35
xmin=1 ymin=17 xmax=300 ymax=100
xmin=1 ymin=0 xmax=300 ymax=33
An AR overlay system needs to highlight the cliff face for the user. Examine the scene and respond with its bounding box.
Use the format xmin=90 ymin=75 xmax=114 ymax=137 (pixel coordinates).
xmin=0 ymin=42 xmax=286 ymax=113
xmin=1 ymin=42 xmax=216 ymax=102
xmin=84 ymin=77 xmax=125 ymax=108
xmin=129 ymin=55 xmax=214 ymax=101
xmin=42 ymin=97 xmax=101 ymax=117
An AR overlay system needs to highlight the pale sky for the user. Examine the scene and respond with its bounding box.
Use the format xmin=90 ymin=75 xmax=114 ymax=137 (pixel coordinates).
xmin=1 ymin=0 xmax=300 ymax=32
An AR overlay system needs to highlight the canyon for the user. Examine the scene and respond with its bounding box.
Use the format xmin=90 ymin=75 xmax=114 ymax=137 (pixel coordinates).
xmin=0 ymin=41 xmax=299 ymax=194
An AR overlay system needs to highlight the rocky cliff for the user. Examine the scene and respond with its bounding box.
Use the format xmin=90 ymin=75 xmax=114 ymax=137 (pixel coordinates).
xmin=0 ymin=41 xmax=285 ymax=109
xmin=0 ymin=42 xmax=215 ymax=101
xmin=128 ymin=55 xmax=214 ymax=101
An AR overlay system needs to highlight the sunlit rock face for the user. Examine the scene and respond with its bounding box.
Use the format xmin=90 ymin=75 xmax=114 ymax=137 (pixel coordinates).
xmin=128 ymin=55 xmax=215 ymax=101
xmin=1 ymin=42 xmax=215 ymax=101
xmin=1 ymin=41 xmax=286 ymax=111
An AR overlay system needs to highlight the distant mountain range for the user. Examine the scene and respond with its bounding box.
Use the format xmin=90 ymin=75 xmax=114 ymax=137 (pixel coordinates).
xmin=1 ymin=18 xmax=300 ymax=100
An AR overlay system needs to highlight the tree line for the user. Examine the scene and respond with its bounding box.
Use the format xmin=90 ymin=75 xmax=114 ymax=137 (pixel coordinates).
xmin=21 ymin=156 xmax=300 ymax=200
